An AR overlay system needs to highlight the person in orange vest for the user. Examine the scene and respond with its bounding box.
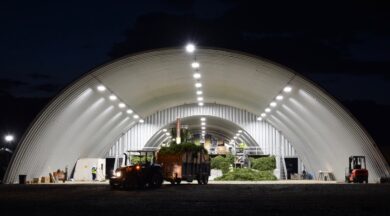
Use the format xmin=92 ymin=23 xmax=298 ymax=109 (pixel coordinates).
xmin=91 ymin=166 xmax=97 ymax=181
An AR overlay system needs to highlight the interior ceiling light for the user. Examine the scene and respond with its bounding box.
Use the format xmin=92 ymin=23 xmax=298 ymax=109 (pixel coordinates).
xmin=195 ymin=82 xmax=202 ymax=88
xmin=191 ymin=62 xmax=200 ymax=68
xmin=97 ymin=85 xmax=106 ymax=92
xmin=197 ymin=97 xmax=204 ymax=101
xmin=165 ymin=132 xmax=171 ymax=136
xmin=162 ymin=129 xmax=167 ymax=132
xmin=261 ymin=113 xmax=266 ymax=117
xmin=133 ymin=114 xmax=139 ymax=119
xmin=238 ymin=130 xmax=242 ymax=133
xmin=118 ymin=103 xmax=126 ymax=108
xmin=109 ymin=95 xmax=117 ymax=101
xmin=198 ymin=102 xmax=204 ymax=106
xmin=126 ymin=109 xmax=133 ymax=114
xmin=139 ymin=119 xmax=144 ymax=123
xmin=276 ymin=95 xmax=284 ymax=100
xmin=201 ymin=126 xmax=206 ymax=130
xmin=236 ymin=133 xmax=240 ymax=136
xmin=270 ymin=102 xmax=277 ymax=107
xmin=202 ymin=131 xmax=205 ymax=134
xmin=185 ymin=43 xmax=195 ymax=53
xmin=265 ymin=108 xmax=271 ymax=113
xmin=200 ymin=117 xmax=206 ymax=121
xmin=193 ymin=73 xmax=201 ymax=79
xmin=196 ymin=90 xmax=203 ymax=95
xmin=283 ymin=86 xmax=292 ymax=92
xmin=257 ymin=117 xmax=263 ymax=121
xmin=234 ymin=136 xmax=237 ymax=139
xmin=201 ymin=122 xmax=206 ymax=126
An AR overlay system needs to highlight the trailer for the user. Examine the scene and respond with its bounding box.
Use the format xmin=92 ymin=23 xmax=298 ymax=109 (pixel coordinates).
xmin=157 ymin=149 xmax=210 ymax=184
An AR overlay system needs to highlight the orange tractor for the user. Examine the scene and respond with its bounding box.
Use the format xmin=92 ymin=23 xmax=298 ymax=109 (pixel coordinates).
xmin=345 ymin=156 xmax=368 ymax=183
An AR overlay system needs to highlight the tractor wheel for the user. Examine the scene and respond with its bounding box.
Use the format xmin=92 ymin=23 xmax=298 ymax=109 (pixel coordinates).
xmin=151 ymin=173 xmax=163 ymax=188
xmin=202 ymin=175 xmax=209 ymax=185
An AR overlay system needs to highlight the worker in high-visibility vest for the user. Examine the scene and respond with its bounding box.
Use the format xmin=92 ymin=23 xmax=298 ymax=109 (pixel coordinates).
xmin=91 ymin=166 xmax=97 ymax=181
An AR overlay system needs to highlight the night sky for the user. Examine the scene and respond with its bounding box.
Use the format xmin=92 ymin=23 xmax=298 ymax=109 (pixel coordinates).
xmin=0 ymin=1 xmax=389 ymax=161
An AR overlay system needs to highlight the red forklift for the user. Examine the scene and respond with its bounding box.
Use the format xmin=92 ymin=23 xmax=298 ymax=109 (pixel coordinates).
xmin=345 ymin=156 xmax=368 ymax=183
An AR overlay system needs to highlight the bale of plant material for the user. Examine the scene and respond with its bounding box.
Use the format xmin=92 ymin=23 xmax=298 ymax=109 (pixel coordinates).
xmin=211 ymin=156 xmax=230 ymax=174
xmin=250 ymin=156 xmax=276 ymax=171
xmin=215 ymin=168 xmax=277 ymax=181
xmin=158 ymin=142 xmax=206 ymax=156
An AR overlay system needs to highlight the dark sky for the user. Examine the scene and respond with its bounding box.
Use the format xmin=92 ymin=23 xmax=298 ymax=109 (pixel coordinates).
xmin=0 ymin=0 xmax=389 ymax=159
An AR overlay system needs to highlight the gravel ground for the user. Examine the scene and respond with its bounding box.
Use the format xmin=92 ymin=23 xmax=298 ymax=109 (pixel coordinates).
xmin=0 ymin=183 xmax=389 ymax=216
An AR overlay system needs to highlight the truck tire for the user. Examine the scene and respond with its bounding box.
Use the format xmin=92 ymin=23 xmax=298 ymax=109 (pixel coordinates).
xmin=197 ymin=176 xmax=203 ymax=185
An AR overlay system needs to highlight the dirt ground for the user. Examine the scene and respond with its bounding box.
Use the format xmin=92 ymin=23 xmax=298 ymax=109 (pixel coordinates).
xmin=0 ymin=183 xmax=389 ymax=216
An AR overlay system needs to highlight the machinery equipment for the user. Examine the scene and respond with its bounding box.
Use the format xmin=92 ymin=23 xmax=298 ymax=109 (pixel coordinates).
xmin=110 ymin=150 xmax=163 ymax=189
xmin=345 ymin=156 xmax=368 ymax=183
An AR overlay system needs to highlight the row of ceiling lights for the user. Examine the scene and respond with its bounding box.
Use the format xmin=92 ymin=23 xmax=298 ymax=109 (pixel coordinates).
xmin=257 ymin=85 xmax=293 ymax=121
xmin=186 ymin=43 xmax=204 ymax=106
xmin=96 ymin=84 xmax=144 ymax=123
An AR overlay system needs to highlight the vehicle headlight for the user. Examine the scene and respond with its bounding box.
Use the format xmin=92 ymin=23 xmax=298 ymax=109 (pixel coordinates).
xmin=115 ymin=171 xmax=121 ymax=177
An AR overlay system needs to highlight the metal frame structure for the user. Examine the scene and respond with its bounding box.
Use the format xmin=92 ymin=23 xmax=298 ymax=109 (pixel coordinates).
xmin=4 ymin=48 xmax=389 ymax=183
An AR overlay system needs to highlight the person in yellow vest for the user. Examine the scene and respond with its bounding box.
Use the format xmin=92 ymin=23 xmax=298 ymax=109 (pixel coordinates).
xmin=91 ymin=166 xmax=97 ymax=181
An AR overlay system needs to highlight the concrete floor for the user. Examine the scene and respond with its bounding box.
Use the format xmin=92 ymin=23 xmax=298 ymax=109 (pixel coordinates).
xmin=0 ymin=183 xmax=389 ymax=216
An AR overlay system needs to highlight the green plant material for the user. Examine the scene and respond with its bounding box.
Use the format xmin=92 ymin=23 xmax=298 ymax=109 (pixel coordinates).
xmin=215 ymin=168 xmax=277 ymax=181
xmin=249 ymin=156 xmax=276 ymax=171
xmin=130 ymin=155 xmax=152 ymax=164
xmin=238 ymin=142 xmax=247 ymax=150
xmin=211 ymin=155 xmax=233 ymax=174
xmin=158 ymin=142 xmax=206 ymax=156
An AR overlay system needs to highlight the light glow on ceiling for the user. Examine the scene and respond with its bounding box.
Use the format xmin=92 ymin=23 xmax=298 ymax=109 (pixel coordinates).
xmin=200 ymin=117 xmax=206 ymax=121
xmin=265 ymin=108 xmax=271 ymax=113
xmin=193 ymin=73 xmax=201 ymax=79
xmin=185 ymin=43 xmax=195 ymax=53
xmin=133 ymin=114 xmax=139 ymax=119
xmin=197 ymin=97 xmax=204 ymax=101
xmin=191 ymin=62 xmax=200 ymax=68
xmin=97 ymin=85 xmax=106 ymax=92
xmin=195 ymin=83 xmax=202 ymax=88
xmin=198 ymin=102 xmax=204 ymax=106
xmin=196 ymin=90 xmax=203 ymax=95
xmin=270 ymin=102 xmax=277 ymax=107
xmin=118 ymin=103 xmax=126 ymax=108
xmin=283 ymin=86 xmax=292 ymax=92
xmin=276 ymin=95 xmax=283 ymax=100
xmin=109 ymin=95 xmax=117 ymax=101
xmin=126 ymin=109 xmax=133 ymax=114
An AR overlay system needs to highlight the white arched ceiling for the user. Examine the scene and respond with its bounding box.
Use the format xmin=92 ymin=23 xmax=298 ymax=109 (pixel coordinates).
xmin=4 ymin=48 xmax=389 ymax=183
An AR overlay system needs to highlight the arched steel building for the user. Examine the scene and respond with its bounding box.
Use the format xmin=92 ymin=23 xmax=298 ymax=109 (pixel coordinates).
xmin=4 ymin=48 xmax=389 ymax=183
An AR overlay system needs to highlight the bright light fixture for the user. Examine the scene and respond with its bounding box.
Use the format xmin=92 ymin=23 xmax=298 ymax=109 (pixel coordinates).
xmin=4 ymin=134 xmax=14 ymax=142
xmin=238 ymin=130 xmax=242 ymax=133
xmin=162 ymin=129 xmax=167 ymax=132
xmin=109 ymin=95 xmax=117 ymax=101
xmin=126 ymin=109 xmax=133 ymax=114
xmin=265 ymin=108 xmax=271 ymax=113
xmin=198 ymin=102 xmax=204 ymax=106
xmin=200 ymin=117 xmax=206 ymax=121
xmin=270 ymin=102 xmax=277 ymax=107
xmin=196 ymin=90 xmax=203 ymax=95
xmin=276 ymin=95 xmax=283 ymax=100
xmin=195 ymin=82 xmax=202 ymax=88
xmin=133 ymin=114 xmax=139 ymax=119
xmin=261 ymin=113 xmax=266 ymax=117
xmin=165 ymin=132 xmax=171 ymax=136
xmin=139 ymin=119 xmax=144 ymax=123
xmin=191 ymin=62 xmax=200 ymax=68
xmin=197 ymin=97 xmax=203 ymax=101
xmin=185 ymin=43 xmax=195 ymax=53
xmin=283 ymin=86 xmax=292 ymax=92
xmin=257 ymin=117 xmax=263 ymax=121
xmin=236 ymin=133 xmax=240 ymax=136
xmin=233 ymin=136 xmax=237 ymax=139
xmin=97 ymin=85 xmax=106 ymax=92
xmin=118 ymin=103 xmax=126 ymax=108
xmin=193 ymin=73 xmax=201 ymax=79
xmin=201 ymin=126 xmax=206 ymax=130
xmin=201 ymin=122 xmax=206 ymax=126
